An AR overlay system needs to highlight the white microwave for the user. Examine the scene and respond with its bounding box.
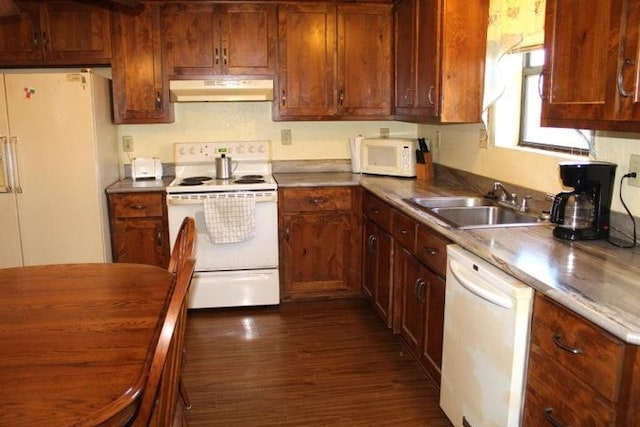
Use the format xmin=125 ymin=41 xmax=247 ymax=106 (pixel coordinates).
xmin=360 ymin=138 xmax=417 ymax=177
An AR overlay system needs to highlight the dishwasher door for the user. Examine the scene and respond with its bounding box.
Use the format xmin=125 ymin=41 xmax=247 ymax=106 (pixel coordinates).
xmin=440 ymin=244 xmax=533 ymax=427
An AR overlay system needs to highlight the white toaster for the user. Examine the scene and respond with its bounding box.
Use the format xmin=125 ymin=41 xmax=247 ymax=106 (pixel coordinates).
xmin=131 ymin=157 xmax=163 ymax=181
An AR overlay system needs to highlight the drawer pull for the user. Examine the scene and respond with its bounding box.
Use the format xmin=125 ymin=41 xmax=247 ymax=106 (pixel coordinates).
xmin=422 ymin=246 xmax=438 ymax=256
xmin=127 ymin=204 xmax=147 ymax=210
xmin=543 ymin=407 xmax=566 ymax=427
xmin=552 ymin=333 xmax=583 ymax=354
xmin=396 ymin=227 xmax=408 ymax=235
xmin=368 ymin=234 xmax=377 ymax=254
xmin=308 ymin=198 xmax=327 ymax=206
xmin=371 ymin=208 xmax=380 ymax=215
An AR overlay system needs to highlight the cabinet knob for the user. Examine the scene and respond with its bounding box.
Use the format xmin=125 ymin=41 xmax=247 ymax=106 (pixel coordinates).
xmin=155 ymin=91 xmax=162 ymax=110
xmin=281 ymin=90 xmax=286 ymax=106
xmin=308 ymin=197 xmax=327 ymax=206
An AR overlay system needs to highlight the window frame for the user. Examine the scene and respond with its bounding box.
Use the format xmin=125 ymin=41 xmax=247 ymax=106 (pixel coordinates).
xmin=517 ymin=49 xmax=591 ymax=156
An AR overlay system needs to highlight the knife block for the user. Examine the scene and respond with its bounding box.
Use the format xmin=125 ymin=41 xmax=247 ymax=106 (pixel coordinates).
xmin=416 ymin=153 xmax=434 ymax=180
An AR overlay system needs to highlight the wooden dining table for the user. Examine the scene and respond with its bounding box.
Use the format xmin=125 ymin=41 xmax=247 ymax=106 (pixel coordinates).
xmin=0 ymin=262 xmax=175 ymax=426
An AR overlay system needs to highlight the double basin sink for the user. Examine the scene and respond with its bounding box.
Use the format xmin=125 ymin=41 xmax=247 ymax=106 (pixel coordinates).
xmin=403 ymin=196 xmax=545 ymax=229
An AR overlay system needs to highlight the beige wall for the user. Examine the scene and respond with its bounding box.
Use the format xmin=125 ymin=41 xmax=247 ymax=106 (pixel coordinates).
xmin=418 ymin=123 xmax=640 ymax=215
xmin=116 ymin=102 xmax=417 ymax=162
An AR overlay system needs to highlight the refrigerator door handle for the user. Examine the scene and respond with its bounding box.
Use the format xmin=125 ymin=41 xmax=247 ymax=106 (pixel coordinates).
xmin=1 ymin=136 xmax=12 ymax=193
xmin=9 ymin=136 xmax=22 ymax=193
xmin=448 ymin=258 xmax=513 ymax=309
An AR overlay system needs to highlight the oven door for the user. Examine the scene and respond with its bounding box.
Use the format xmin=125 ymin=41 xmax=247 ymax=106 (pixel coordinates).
xmin=167 ymin=191 xmax=278 ymax=271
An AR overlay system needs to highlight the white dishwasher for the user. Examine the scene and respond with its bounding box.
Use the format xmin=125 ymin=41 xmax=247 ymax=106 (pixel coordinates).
xmin=440 ymin=245 xmax=533 ymax=427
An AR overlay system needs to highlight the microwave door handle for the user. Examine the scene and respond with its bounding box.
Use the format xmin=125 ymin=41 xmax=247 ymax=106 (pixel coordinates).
xmin=8 ymin=137 xmax=21 ymax=193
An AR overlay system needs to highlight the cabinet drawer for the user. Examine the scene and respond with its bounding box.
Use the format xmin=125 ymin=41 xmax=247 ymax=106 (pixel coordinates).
xmin=110 ymin=193 xmax=165 ymax=218
xmin=391 ymin=209 xmax=416 ymax=251
xmin=524 ymin=344 xmax=616 ymax=426
xmin=281 ymin=187 xmax=352 ymax=213
xmin=414 ymin=224 xmax=449 ymax=276
xmin=363 ymin=191 xmax=392 ymax=231
xmin=530 ymin=295 xmax=625 ymax=402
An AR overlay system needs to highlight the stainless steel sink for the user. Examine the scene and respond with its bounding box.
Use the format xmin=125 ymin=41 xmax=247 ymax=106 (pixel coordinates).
xmin=403 ymin=197 xmax=545 ymax=229
xmin=405 ymin=196 xmax=493 ymax=209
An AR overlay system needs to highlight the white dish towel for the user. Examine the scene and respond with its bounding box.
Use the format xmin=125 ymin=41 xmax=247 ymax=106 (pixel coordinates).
xmin=203 ymin=197 xmax=256 ymax=244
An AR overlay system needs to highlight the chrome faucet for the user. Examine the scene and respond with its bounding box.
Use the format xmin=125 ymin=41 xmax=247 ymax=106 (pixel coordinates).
xmin=488 ymin=182 xmax=518 ymax=206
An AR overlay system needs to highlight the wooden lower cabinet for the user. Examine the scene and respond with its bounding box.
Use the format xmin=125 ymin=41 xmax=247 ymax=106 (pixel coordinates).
xmin=523 ymin=293 xmax=640 ymax=426
xmin=107 ymin=191 xmax=170 ymax=268
xmin=396 ymin=246 xmax=427 ymax=354
xmin=363 ymin=218 xmax=394 ymax=327
xmin=362 ymin=190 xmax=448 ymax=387
xmin=279 ymin=186 xmax=362 ymax=300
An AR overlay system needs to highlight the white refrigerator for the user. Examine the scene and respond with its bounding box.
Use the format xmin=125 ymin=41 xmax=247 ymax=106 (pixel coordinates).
xmin=0 ymin=70 xmax=119 ymax=267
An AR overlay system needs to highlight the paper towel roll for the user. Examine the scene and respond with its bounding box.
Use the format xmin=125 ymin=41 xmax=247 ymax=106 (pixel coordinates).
xmin=349 ymin=135 xmax=363 ymax=173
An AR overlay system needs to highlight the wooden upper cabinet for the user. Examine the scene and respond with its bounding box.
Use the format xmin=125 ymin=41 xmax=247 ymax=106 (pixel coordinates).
xmin=541 ymin=0 xmax=622 ymax=127
xmin=541 ymin=0 xmax=640 ymax=131
xmin=163 ymin=3 xmax=277 ymax=78
xmin=394 ymin=0 xmax=488 ymax=123
xmin=276 ymin=3 xmax=392 ymax=120
xmin=336 ymin=4 xmax=392 ymax=117
xmin=277 ymin=3 xmax=337 ymax=118
xmin=0 ymin=1 xmax=111 ymax=66
xmin=111 ymin=3 xmax=173 ymax=124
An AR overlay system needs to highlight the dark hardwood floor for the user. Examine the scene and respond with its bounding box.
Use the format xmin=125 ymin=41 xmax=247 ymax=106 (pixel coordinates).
xmin=182 ymin=298 xmax=452 ymax=426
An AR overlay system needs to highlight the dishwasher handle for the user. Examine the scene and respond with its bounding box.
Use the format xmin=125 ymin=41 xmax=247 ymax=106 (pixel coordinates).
xmin=448 ymin=258 xmax=513 ymax=309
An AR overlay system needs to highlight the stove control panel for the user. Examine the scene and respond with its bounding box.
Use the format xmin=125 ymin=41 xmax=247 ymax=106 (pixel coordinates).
xmin=174 ymin=140 xmax=271 ymax=163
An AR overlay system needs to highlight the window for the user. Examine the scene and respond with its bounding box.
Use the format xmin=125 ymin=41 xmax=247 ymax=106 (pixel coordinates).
xmin=518 ymin=49 xmax=591 ymax=154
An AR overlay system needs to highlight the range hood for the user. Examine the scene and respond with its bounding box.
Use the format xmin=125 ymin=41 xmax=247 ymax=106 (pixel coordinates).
xmin=169 ymin=79 xmax=274 ymax=102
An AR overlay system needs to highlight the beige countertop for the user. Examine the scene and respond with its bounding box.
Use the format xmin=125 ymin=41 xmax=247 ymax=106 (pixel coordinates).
xmin=106 ymin=177 xmax=174 ymax=193
xmin=275 ymin=171 xmax=640 ymax=345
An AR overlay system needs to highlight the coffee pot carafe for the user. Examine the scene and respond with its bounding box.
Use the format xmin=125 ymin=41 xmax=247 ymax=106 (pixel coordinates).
xmin=550 ymin=192 xmax=596 ymax=230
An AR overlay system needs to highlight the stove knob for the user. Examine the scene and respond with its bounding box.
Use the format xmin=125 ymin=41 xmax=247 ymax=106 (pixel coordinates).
xmin=178 ymin=146 xmax=187 ymax=155
xmin=248 ymin=145 xmax=256 ymax=153
xmin=189 ymin=146 xmax=196 ymax=155
xmin=237 ymin=145 xmax=246 ymax=153
xmin=257 ymin=144 xmax=265 ymax=153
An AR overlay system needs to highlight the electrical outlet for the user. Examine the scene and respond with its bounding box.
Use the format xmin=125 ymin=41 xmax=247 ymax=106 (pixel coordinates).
xmin=629 ymin=154 xmax=640 ymax=187
xmin=281 ymin=129 xmax=292 ymax=145
xmin=380 ymin=128 xmax=389 ymax=138
xmin=122 ymin=135 xmax=134 ymax=152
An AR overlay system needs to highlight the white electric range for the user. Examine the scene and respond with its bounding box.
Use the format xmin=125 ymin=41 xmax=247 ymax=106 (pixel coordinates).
xmin=166 ymin=140 xmax=279 ymax=309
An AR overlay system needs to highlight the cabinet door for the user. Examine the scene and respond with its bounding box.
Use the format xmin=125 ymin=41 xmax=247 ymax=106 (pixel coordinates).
xmin=363 ymin=219 xmax=394 ymax=327
xmin=41 ymin=1 xmax=111 ymax=64
xmin=618 ymin=0 xmax=640 ymax=122
xmin=163 ymin=3 xmax=220 ymax=78
xmin=413 ymin=0 xmax=439 ymax=117
xmin=396 ymin=246 xmax=426 ymax=355
xmin=111 ymin=3 xmax=173 ymax=124
xmin=111 ymin=218 xmax=169 ymax=268
xmin=0 ymin=3 xmax=41 ymax=64
xmin=337 ymin=4 xmax=392 ymax=117
xmin=277 ymin=4 xmax=336 ymax=118
xmin=541 ymin=0 xmax=622 ymax=126
xmin=394 ymin=0 xmax=416 ymax=111
xmin=421 ymin=271 xmax=445 ymax=385
xmin=282 ymin=212 xmax=356 ymax=298
xmin=221 ymin=3 xmax=277 ymax=75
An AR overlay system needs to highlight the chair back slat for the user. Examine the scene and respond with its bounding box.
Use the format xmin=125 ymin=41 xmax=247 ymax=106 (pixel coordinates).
xmin=132 ymin=257 xmax=195 ymax=427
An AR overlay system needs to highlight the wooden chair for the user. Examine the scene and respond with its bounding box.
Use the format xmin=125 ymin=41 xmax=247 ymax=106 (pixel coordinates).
xmin=132 ymin=257 xmax=196 ymax=427
xmin=168 ymin=216 xmax=196 ymax=275
xmin=166 ymin=216 xmax=196 ymax=410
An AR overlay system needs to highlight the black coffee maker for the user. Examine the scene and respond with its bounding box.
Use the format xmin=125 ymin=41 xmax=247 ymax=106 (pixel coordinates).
xmin=550 ymin=160 xmax=617 ymax=240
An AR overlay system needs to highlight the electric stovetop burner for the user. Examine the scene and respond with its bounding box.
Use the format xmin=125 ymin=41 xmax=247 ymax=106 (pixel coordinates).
xmin=234 ymin=174 xmax=265 ymax=184
xmin=179 ymin=176 xmax=213 ymax=186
